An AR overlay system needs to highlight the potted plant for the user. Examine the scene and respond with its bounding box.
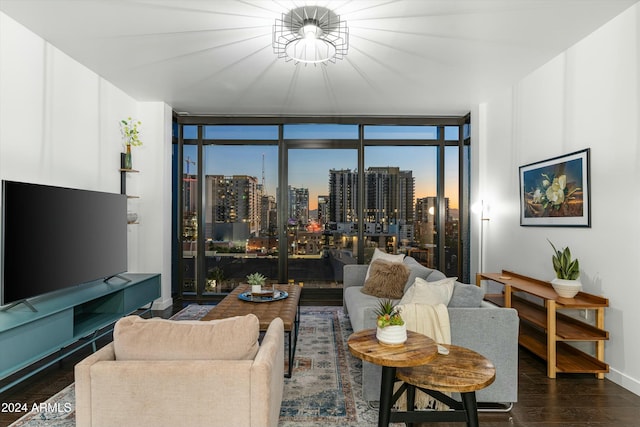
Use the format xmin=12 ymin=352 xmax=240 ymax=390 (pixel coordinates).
xmin=374 ymin=299 xmax=407 ymax=345
xmin=548 ymin=239 xmax=581 ymax=298
xmin=247 ymin=272 xmax=267 ymax=294
xmin=120 ymin=117 xmax=142 ymax=169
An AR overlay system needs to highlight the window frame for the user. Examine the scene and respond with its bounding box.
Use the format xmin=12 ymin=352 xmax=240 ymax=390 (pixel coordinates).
xmin=173 ymin=115 xmax=471 ymax=302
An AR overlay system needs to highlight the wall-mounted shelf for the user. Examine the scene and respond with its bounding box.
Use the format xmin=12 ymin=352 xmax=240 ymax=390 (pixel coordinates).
xmin=120 ymin=154 xmax=140 ymax=224
xmin=120 ymin=153 xmax=140 ymax=197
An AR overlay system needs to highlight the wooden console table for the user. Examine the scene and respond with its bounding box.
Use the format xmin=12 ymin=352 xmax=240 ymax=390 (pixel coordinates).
xmin=476 ymin=270 xmax=608 ymax=379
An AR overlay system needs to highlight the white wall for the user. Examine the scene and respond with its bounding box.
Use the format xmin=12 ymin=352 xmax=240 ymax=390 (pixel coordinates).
xmin=0 ymin=12 xmax=173 ymax=309
xmin=476 ymin=5 xmax=640 ymax=395
xmin=131 ymin=102 xmax=173 ymax=309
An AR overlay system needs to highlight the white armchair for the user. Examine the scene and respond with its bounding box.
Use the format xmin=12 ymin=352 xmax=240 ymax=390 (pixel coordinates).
xmin=75 ymin=314 xmax=284 ymax=427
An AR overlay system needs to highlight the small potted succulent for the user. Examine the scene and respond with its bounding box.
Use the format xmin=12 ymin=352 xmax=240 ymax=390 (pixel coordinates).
xmin=247 ymin=272 xmax=267 ymax=294
xmin=548 ymin=239 xmax=581 ymax=298
xmin=374 ymin=299 xmax=407 ymax=345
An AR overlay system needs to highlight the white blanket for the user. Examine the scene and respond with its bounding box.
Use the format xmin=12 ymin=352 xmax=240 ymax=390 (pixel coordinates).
xmin=398 ymin=303 xmax=451 ymax=346
xmin=394 ymin=303 xmax=451 ymax=411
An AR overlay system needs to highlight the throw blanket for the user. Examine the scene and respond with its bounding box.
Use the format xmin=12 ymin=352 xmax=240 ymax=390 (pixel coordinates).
xmin=394 ymin=303 xmax=451 ymax=411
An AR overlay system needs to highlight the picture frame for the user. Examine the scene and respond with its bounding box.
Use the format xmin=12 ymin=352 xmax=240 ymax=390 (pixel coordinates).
xmin=519 ymin=148 xmax=590 ymax=227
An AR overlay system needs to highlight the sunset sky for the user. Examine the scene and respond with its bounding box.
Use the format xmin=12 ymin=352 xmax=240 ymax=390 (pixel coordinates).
xmin=184 ymin=144 xmax=461 ymax=210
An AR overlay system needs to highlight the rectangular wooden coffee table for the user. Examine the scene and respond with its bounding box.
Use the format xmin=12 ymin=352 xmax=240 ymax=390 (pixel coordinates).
xmin=201 ymin=284 xmax=301 ymax=377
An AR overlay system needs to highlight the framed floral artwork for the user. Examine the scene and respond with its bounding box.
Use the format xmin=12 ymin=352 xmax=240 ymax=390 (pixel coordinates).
xmin=519 ymin=148 xmax=590 ymax=227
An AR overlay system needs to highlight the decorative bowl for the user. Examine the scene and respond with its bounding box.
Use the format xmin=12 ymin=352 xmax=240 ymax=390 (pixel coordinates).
xmin=127 ymin=211 xmax=138 ymax=223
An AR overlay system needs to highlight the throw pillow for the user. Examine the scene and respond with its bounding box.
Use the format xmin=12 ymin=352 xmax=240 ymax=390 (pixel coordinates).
xmin=402 ymin=257 xmax=446 ymax=293
xmin=399 ymin=276 xmax=457 ymax=306
xmin=361 ymin=259 xmax=410 ymax=299
xmin=365 ymin=248 xmax=405 ymax=282
xmin=113 ymin=314 xmax=260 ymax=361
xmin=448 ymin=282 xmax=485 ymax=307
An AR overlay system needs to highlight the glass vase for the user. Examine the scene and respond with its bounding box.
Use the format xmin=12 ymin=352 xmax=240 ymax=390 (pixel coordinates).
xmin=124 ymin=145 xmax=132 ymax=169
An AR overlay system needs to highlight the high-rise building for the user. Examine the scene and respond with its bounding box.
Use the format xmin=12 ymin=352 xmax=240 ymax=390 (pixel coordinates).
xmin=364 ymin=167 xmax=415 ymax=242
xmin=182 ymin=174 xmax=198 ymax=241
xmin=317 ymin=195 xmax=329 ymax=227
xmin=182 ymin=174 xmax=198 ymax=215
xmin=415 ymin=196 xmax=437 ymax=247
xmin=329 ymin=169 xmax=357 ymax=223
xmin=260 ymin=194 xmax=276 ymax=236
xmin=205 ymin=175 xmax=260 ymax=241
xmin=328 ymin=167 xmax=415 ymax=241
xmin=288 ymin=186 xmax=309 ymax=227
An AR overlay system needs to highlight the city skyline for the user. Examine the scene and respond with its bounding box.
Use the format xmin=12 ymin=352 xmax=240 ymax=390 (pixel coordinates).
xmin=185 ymin=145 xmax=460 ymax=210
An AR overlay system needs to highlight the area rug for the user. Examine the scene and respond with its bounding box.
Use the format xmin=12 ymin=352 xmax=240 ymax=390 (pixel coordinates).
xmin=9 ymin=305 xmax=391 ymax=427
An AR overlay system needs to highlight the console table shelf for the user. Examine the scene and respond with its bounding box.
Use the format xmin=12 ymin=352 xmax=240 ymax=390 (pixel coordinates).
xmin=477 ymin=270 xmax=609 ymax=379
xmin=519 ymin=323 xmax=609 ymax=374
xmin=0 ymin=273 xmax=160 ymax=392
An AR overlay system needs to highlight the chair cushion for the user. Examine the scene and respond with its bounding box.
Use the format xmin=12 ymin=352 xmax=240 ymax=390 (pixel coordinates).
xmin=399 ymin=277 xmax=456 ymax=306
xmin=113 ymin=314 xmax=260 ymax=361
xmin=361 ymin=259 xmax=410 ymax=299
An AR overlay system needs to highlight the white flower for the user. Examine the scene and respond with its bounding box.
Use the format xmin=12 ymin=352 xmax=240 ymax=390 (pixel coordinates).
xmin=557 ymin=174 xmax=566 ymax=190
xmin=545 ymin=177 xmax=565 ymax=206
xmin=532 ymin=188 xmax=542 ymax=203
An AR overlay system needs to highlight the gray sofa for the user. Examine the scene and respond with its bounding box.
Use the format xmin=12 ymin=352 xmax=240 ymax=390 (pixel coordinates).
xmin=343 ymin=256 xmax=519 ymax=406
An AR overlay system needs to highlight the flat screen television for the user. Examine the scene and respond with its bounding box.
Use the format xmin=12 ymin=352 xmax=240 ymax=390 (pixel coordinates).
xmin=1 ymin=180 xmax=128 ymax=308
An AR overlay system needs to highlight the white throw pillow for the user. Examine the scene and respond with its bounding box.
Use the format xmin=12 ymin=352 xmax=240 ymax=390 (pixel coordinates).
xmin=399 ymin=276 xmax=457 ymax=306
xmin=365 ymin=248 xmax=405 ymax=282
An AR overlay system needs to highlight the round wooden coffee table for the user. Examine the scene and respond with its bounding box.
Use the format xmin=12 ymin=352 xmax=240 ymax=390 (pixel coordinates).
xmin=396 ymin=344 xmax=496 ymax=427
xmin=348 ymin=329 xmax=438 ymax=427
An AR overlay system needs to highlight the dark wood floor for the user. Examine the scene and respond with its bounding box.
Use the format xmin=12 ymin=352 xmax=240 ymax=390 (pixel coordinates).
xmin=1 ymin=305 xmax=639 ymax=426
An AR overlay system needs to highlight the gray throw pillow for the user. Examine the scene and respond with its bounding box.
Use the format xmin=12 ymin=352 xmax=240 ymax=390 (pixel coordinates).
xmin=402 ymin=257 xmax=446 ymax=293
xmin=448 ymin=282 xmax=485 ymax=307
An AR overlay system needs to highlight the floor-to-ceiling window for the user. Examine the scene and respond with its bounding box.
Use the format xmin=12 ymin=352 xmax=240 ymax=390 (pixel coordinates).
xmin=172 ymin=117 xmax=470 ymax=302
xmin=285 ymin=124 xmax=359 ymax=288
xmin=202 ymin=127 xmax=279 ymax=295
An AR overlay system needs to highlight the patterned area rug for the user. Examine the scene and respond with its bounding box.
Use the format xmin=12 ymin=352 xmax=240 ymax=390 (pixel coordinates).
xmin=10 ymin=305 xmax=390 ymax=427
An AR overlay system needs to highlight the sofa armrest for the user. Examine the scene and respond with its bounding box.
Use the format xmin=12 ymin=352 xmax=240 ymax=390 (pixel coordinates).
xmin=343 ymin=264 xmax=368 ymax=289
xmin=449 ymin=306 xmax=519 ymax=403
xmin=74 ymin=343 xmax=115 ymax=427
xmin=343 ymin=264 xmax=368 ymax=316
xmin=251 ymin=317 xmax=284 ymax=427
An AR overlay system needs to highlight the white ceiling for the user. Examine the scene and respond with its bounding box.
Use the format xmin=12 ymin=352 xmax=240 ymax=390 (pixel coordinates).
xmin=1 ymin=0 xmax=637 ymax=117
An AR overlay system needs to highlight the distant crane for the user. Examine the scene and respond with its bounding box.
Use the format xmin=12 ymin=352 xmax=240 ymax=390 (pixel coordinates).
xmin=184 ymin=157 xmax=196 ymax=182
xmin=262 ymin=153 xmax=266 ymax=195
xmin=185 ymin=157 xmax=195 ymax=174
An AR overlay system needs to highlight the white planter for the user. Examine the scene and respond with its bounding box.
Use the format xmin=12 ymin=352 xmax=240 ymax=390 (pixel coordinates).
xmin=551 ymin=278 xmax=582 ymax=298
xmin=376 ymin=325 xmax=407 ymax=346
xmin=251 ymin=284 xmax=262 ymax=294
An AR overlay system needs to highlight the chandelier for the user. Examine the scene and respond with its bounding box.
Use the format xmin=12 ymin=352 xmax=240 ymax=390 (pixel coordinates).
xmin=272 ymin=6 xmax=349 ymax=65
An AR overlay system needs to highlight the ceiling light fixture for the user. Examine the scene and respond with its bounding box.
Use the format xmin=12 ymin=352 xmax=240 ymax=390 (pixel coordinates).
xmin=273 ymin=6 xmax=348 ymax=65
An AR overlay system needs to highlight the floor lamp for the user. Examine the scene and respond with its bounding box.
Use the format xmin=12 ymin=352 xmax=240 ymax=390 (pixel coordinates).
xmin=479 ymin=200 xmax=490 ymax=273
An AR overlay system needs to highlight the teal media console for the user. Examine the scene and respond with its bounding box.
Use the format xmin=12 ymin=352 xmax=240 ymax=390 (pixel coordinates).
xmin=0 ymin=273 xmax=160 ymax=392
